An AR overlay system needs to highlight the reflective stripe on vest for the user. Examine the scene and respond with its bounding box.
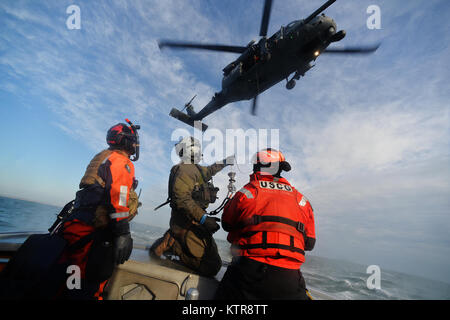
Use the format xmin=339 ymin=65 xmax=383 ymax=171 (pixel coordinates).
xmin=239 ymin=187 xmax=254 ymax=199
xmin=110 ymin=212 xmax=129 ymax=219
xmin=118 ymin=185 xmax=128 ymax=207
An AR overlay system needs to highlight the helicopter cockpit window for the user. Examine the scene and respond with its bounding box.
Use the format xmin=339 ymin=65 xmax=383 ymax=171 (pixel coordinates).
xmin=271 ymin=30 xmax=281 ymax=40
xmin=310 ymin=16 xmax=322 ymax=26
xmin=285 ymin=20 xmax=300 ymax=33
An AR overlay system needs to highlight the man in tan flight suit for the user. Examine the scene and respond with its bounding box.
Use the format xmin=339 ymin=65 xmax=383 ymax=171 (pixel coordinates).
xmin=151 ymin=136 xmax=234 ymax=277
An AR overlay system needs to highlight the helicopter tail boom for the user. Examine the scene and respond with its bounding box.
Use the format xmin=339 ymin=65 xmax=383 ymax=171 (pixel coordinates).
xmin=169 ymin=108 xmax=209 ymax=132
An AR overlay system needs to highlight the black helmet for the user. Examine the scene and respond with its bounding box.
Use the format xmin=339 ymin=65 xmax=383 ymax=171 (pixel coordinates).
xmin=106 ymin=119 xmax=140 ymax=161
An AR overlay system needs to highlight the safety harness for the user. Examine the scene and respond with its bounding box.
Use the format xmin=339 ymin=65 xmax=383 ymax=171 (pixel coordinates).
xmin=154 ymin=164 xmax=220 ymax=211
xmin=230 ymin=214 xmax=306 ymax=255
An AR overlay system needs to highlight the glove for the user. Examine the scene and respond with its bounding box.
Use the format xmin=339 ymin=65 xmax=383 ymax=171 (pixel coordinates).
xmin=128 ymin=189 xmax=140 ymax=221
xmin=132 ymin=178 xmax=139 ymax=190
xmin=218 ymin=155 xmax=235 ymax=166
xmin=224 ymin=155 xmax=235 ymax=166
xmin=201 ymin=216 xmax=220 ymax=234
xmin=111 ymin=219 xmax=133 ymax=265
xmin=113 ymin=233 xmax=133 ymax=265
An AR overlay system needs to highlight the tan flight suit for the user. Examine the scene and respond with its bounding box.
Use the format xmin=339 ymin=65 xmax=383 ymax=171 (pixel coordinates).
xmin=153 ymin=162 xmax=226 ymax=277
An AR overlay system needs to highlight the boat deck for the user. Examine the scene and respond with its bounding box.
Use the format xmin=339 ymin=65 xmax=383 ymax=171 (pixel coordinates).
xmin=0 ymin=233 xmax=334 ymax=300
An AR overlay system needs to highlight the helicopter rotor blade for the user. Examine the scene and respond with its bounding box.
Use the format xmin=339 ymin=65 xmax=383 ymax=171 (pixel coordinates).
xmin=304 ymin=0 xmax=337 ymax=25
xmin=158 ymin=40 xmax=247 ymax=54
xmin=323 ymin=44 xmax=380 ymax=54
xmin=259 ymin=0 xmax=273 ymax=37
xmin=251 ymin=63 xmax=262 ymax=116
xmin=251 ymin=95 xmax=258 ymax=116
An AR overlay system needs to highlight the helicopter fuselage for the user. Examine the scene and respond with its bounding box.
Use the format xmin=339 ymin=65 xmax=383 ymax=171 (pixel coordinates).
xmin=190 ymin=15 xmax=340 ymax=120
xmin=166 ymin=0 xmax=378 ymax=129
xmin=222 ymin=15 xmax=338 ymax=102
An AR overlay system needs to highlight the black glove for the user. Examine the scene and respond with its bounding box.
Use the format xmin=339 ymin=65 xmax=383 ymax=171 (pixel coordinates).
xmin=202 ymin=216 xmax=220 ymax=234
xmin=111 ymin=219 xmax=133 ymax=265
xmin=113 ymin=234 xmax=133 ymax=265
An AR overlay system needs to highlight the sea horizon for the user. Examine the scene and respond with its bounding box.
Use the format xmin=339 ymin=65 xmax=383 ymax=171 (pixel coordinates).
xmin=1 ymin=194 xmax=450 ymax=297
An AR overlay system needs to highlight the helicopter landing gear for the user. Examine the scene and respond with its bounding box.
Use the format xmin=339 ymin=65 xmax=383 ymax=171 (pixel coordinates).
xmin=286 ymin=79 xmax=296 ymax=90
xmin=286 ymin=71 xmax=301 ymax=90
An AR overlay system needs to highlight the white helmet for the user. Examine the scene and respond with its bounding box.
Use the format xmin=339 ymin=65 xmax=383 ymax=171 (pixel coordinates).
xmin=175 ymin=136 xmax=202 ymax=163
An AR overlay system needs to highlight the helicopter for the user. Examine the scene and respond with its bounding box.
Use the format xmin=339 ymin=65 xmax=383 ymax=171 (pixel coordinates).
xmin=159 ymin=0 xmax=380 ymax=131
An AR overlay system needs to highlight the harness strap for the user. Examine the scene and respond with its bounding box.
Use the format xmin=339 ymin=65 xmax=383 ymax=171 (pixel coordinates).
xmin=262 ymin=231 xmax=267 ymax=249
xmin=235 ymin=215 xmax=305 ymax=235
xmin=66 ymin=231 xmax=97 ymax=252
xmin=195 ymin=164 xmax=207 ymax=184
xmin=232 ymin=215 xmax=307 ymax=255
xmin=154 ymin=165 xmax=180 ymax=211
xmin=234 ymin=243 xmax=305 ymax=255
xmin=154 ymin=199 xmax=170 ymax=211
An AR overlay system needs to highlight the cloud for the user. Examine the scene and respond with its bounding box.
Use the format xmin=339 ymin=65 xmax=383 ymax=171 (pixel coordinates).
xmin=305 ymin=154 xmax=450 ymax=280
xmin=1 ymin=0 xmax=449 ymax=283
xmin=292 ymin=104 xmax=448 ymax=183
xmin=0 ymin=0 xmax=226 ymax=172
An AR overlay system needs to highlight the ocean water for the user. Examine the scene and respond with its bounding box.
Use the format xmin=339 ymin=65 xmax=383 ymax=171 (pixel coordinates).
xmin=1 ymin=196 xmax=449 ymax=300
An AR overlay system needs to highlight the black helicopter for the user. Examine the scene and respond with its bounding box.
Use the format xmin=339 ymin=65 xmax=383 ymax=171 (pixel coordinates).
xmin=160 ymin=0 xmax=379 ymax=131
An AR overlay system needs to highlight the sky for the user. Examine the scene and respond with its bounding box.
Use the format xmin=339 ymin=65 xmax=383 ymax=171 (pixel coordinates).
xmin=0 ymin=0 xmax=449 ymax=283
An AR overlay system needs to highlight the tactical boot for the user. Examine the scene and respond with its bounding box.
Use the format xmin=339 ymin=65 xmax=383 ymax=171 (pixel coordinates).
xmin=149 ymin=230 xmax=175 ymax=258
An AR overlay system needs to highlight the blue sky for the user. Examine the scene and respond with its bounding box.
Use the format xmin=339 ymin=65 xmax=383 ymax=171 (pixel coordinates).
xmin=1 ymin=0 xmax=449 ymax=283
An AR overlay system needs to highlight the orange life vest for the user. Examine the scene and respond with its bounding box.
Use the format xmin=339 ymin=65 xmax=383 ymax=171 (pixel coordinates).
xmin=222 ymin=172 xmax=315 ymax=269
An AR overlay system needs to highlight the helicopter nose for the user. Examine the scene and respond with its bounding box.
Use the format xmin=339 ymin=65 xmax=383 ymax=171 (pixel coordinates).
xmin=330 ymin=29 xmax=346 ymax=42
xmin=328 ymin=26 xmax=336 ymax=35
xmin=320 ymin=16 xmax=337 ymax=35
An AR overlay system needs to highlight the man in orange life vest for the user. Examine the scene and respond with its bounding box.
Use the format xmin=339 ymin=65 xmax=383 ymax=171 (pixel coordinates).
xmin=58 ymin=120 xmax=141 ymax=299
xmin=214 ymin=148 xmax=316 ymax=300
